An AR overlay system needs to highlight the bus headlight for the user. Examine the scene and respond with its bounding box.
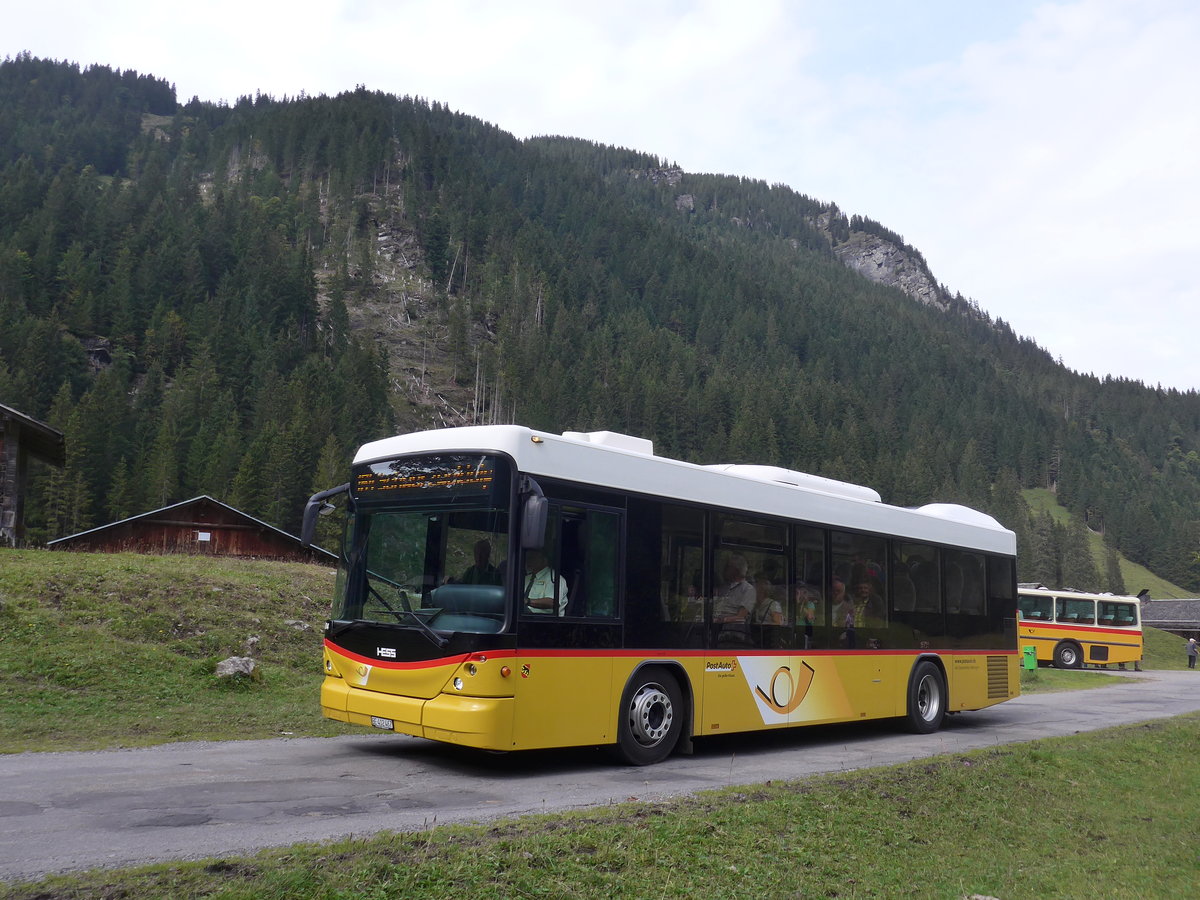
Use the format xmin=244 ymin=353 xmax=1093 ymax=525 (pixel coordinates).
xmin=453 ymin=677 xmax=464 ymax=691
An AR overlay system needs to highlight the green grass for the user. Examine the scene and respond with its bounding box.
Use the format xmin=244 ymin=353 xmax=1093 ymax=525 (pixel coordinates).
xmin=1023 ymin=488 xmax=1190 ymax=599
xmin=1018 ymin=665 xmax=1122 ymax=693
xmin=1142 ymin=622 xmax=1197 ymax=670
xmin=6 ymin=714 xmax=1197 ymax=899
xmin=0 ymin=550 xmax=354 ymax=752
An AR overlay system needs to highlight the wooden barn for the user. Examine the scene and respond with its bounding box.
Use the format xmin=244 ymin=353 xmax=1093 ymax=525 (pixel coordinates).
xmin=47 ymin=495 xmax=336 ymax=563
xmin=1 ymin=402 xmax=66 ymax=548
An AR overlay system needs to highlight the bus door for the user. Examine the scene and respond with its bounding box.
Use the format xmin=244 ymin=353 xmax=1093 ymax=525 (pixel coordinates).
xmin=828 ymin=531 xmax=893 ymax=719
xmin=511 ymin=502 xmax=623 ymax=749
xmin=702 ymin=514 xmax=795 ymax=734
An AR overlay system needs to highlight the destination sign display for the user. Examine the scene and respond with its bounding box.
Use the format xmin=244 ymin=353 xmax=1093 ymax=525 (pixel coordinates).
xmin=354 ymin=455 xmax=500 ymax=497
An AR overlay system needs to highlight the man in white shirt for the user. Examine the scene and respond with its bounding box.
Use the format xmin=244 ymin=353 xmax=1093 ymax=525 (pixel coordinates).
xmin=713 ymin=554 xmax=754 ymax=624
xmin=524 ymin=548 xmax=568 ymax=615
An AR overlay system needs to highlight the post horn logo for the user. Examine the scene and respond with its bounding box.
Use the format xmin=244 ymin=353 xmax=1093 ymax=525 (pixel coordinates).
xmin=754 ymin=662 xmax=816 ymax=714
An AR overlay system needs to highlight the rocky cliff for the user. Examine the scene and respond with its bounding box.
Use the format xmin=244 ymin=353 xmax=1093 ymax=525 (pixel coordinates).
xmin=812 ymin=212 xmax=952 ymax=312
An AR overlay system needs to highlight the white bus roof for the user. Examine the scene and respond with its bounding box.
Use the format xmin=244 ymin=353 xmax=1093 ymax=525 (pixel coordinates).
xmin=1018 ymin=585 xmax=1142 ymax=603
xmin=354 ymin=425 xmax=1017 ymax=556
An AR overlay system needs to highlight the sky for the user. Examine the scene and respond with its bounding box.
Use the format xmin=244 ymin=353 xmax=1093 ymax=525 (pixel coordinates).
xmin=11 ymin=0 xmax=1200 ymax=391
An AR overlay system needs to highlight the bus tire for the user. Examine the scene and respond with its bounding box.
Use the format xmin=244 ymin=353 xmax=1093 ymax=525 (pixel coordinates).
xmin=614 ymin=668 xmax=683 ymax=766
xmin=1054 ymin=641 xmax=1083 ymax=669
xmin=904 ymin=660 xmax=946 ymax=734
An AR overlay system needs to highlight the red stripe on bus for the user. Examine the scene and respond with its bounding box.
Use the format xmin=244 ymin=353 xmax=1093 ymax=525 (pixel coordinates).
xmin=324 ymin=640 xmax=476 ymax=670
xmin=325 ymin=638 xmax=1016 ymax=669
xmin=1019 ymin=621 xmax=1141 ymax=637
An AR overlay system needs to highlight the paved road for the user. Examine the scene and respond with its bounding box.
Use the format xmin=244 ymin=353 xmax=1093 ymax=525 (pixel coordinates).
xmin=2 ymin=669 xmax=1198 ymax=883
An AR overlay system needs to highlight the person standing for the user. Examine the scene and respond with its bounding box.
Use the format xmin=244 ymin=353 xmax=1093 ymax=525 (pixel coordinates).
xmin=1187 ymin=637 xmax=1198 ymax=669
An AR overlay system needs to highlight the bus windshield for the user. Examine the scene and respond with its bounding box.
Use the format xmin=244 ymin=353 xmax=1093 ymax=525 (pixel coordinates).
xmin=334 ymin=454 xmax=513 ymax=635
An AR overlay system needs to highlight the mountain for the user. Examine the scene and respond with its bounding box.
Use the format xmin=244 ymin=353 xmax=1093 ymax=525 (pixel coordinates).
xmin=1 ymin=53 xmax=1198 ymax=591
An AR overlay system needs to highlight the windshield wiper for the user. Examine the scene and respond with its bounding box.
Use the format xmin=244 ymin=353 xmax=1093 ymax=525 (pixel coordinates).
xmin=365 ymin=574 xmax=448 ymax=649
xmin=398 ymin=605 xmax=448 ymax=649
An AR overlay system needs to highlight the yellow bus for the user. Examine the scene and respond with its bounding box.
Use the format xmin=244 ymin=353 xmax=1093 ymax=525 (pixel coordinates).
xmin=303 ymin=426 xmax=1020 ymax=765
xmin=1017 ymin=585 xmax=1143 ymax=669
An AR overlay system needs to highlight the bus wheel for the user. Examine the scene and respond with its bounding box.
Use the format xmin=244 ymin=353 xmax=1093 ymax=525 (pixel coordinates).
xmin=905 ymin=660 xmax=946 ymax=734
xmin=1054 ymin=642 xmax=1083 ymax=669
xmin=615 ymin=669 xmax=683 ymax=766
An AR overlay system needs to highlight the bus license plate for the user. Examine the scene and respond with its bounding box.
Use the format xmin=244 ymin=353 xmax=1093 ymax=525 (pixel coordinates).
xmin=370 ymin=716 xmax=394 ymax=731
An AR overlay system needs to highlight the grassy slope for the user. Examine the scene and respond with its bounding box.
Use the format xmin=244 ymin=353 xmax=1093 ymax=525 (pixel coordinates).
xmin=1023 ymin=488 xmax=1190 ymax=599
xmin=0 ymin=550 xmax=354 ymax=753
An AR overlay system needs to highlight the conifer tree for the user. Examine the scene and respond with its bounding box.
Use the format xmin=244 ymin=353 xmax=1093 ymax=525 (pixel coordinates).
xmin=106 ymin=456 xmax=135 ymax=522
xmin=1062 ymin=516 xmax=1100 ymax=591
xmin=308 ymin=433 xmax=348 ymax=551
xmin=1104 ymin=544 xmax=1126 ymax=595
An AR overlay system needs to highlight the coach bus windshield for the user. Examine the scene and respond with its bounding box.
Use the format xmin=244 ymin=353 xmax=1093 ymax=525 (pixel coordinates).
xmin=333 ymin=454 xmax=513 ymax=635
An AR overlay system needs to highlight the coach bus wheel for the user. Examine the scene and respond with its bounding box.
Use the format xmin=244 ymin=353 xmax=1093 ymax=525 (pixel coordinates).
xmin=615 ymin=669 xmax=683 ymax=766
xmin=904 ymin=660 xmax=946 ymax=734
xmin=1054 ymin=642 xmax=1083 ymax=669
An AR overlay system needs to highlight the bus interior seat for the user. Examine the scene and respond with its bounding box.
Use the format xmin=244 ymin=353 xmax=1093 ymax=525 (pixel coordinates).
xmin=944 ymin=563 xmax=963 ymax=612
xmin=893 ymin=575 xmax=916 ymax=612
xmin=564 ymin=568 xmax=587 ymax=617
xmin=430 ymin=583 xmax=505 ymax=615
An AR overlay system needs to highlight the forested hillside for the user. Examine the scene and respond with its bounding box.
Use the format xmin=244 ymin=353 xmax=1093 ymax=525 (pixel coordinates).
xmin=2 ymin=53 xmax=1198 ymax=591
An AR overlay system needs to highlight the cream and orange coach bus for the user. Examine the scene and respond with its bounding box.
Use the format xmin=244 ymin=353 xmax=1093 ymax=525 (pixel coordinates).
xmin=303 ymin=426 xmax=1020 ymax=765
xmin=1017 ymin=585 xmax=1143 ymax=669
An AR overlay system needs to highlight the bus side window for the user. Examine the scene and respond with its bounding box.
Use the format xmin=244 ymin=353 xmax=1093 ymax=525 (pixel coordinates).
xmin=559 ymin=506 xmax=621 ymax=618
xmin=832 ymin=531 xmax=887 ymax=632
xmin=956 ymin=552 xmax=985 ymax=614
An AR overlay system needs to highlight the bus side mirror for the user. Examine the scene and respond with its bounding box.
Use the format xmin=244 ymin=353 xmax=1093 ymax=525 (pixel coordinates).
xmin=521 ymin=494 xmax=548 ymax=549
xmin=301 ymin=483 xmax=349 ymax=547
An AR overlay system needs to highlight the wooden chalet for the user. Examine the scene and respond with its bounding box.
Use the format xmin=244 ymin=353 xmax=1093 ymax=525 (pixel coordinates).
xmin=1 ymin=402 xmax=66 ymax=548
xmin=47 ymin=495 xmax=336 ymax=564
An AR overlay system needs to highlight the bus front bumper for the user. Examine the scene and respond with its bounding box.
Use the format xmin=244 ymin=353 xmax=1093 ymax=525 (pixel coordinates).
xmin=322 ymin=677 xmax=514 ymax=751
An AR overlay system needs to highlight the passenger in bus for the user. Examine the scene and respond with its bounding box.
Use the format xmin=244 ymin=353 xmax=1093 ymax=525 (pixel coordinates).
xmin=832 ymin=576 xmax=856 ymax=647
xmin=524 ymin=549 xmax=568 ymax=615
xmin=682 ymin=584 xmax=703 ymax=620
xmin=850 ymin=573 xmax=886 ymax=626
xmin=752 ymin=573 xmax=783 ymax=626
xmin=713 ymin=554 xmax=754 ymax=624
xmin=797 ymin=584 xmax=819 ymax=648
xmin=461 ymin=539 xmax=502 ymax=585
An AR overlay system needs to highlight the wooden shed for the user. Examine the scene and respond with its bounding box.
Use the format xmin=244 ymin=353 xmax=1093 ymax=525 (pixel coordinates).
xmin=47 ymin=495 xmax=336 ymax=564
xmin=1141 ymin=598 xmax=1200 ymax=640
xmin=1 ymin=402 xmax=66 ymax=548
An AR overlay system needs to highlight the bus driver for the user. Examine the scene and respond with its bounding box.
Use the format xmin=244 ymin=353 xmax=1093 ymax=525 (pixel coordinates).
xmin=524 ymin=549 xmax=568 ymax=615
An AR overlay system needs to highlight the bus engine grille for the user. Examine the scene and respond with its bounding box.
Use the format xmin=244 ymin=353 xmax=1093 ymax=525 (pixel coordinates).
xmin=986 ymin=655 xmax=1010 ymax=698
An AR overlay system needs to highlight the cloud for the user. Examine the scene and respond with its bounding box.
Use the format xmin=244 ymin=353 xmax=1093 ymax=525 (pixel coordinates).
xmin=767 ymin=0 xmax=1200 ymax=389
